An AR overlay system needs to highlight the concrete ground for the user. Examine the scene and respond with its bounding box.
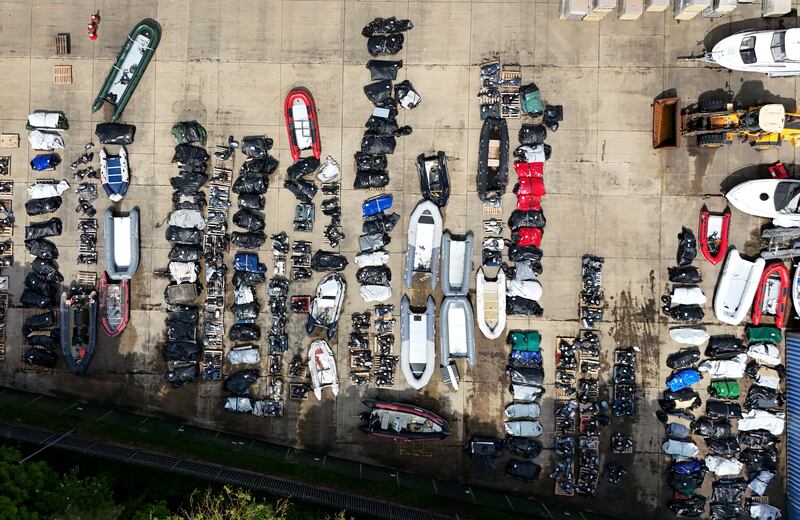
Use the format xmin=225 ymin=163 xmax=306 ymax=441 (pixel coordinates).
xmin=0 ymin=0 xmax=792 ymax=518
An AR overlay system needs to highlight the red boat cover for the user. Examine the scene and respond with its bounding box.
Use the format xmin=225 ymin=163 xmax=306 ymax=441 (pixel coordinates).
xmin=516 ymin=194 xmax=541 ymax=211
xmin=514 ymin=227 xmax=543 ymax=247
xmin=514 ymin=161 xmax=544 ymax=178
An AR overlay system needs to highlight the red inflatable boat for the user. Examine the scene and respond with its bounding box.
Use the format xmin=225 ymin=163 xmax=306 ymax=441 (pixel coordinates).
xmin=284 ymin=87 xmax=321 ymax=163
xmin=698 ymin=205 xmax=731 ymax=265
xmin=98 ymin=272 xmax=130 ymax=337
xmin=752 ymin=262 xmax=790 ymax=329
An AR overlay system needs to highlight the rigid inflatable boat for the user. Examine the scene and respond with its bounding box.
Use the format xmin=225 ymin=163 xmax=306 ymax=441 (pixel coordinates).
xmin=752 ymin=262 xmax=790 ymax=329
xmin=60 ymin=288 xmax=97 ymax=375
xmin=404 ymin=200 xmax=443 ymax=290
xmin=98 ymin=272 xmax=129 ymax=337
xmin=104 ymin=208 xmax=140 ymax=280
xmin=284 ymin=88 xmax=321 ymax=162
xmin=698 ymin=205 xmax=731 ymax=265
xmin=308 ymin=339 xmax=339 ymax=400
xmin=359 ymin=400 xmax=451 ymax=441
xmin=400 ymin=295 xmax=435 ymax=390
xmin=100 ymin=147 xmax=130 ymax=202
xmin=476 ymin=267 xmax=506 ymax=339
xmin=714 ymin=248 xmax=766 ymax=325
xmin=477 ymin=117 xmax=509 ymax=204
xmin=306 ymin=273 xmax=345 ymax=339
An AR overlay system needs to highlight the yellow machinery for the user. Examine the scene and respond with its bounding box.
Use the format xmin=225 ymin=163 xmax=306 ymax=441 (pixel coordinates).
xmin=681 ymin=102 xmax=800 ymax=149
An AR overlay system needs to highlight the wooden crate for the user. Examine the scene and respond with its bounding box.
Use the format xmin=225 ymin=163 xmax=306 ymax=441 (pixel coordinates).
xmin=53 ymin=65 xmax=72 ymax=85
xmin=77 ymin=271 xmax=97 ymax=286
xmin=0 ymin=134 xmax=19 ymax=148
xmin=55 ymin=33 xmax=71 ymax=55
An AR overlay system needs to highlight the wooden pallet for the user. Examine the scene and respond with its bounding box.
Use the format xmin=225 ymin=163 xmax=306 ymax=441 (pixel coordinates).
xmin=555 ymin=399 xmax=577 ymax=434
xmin=0 ymin=200 xmax=11 ymax=237
xmin=554 ymin=481 xmax=575 ymax=497
xmin=0 ymin=135 xmax=19 ymax=148
xmin=77 ymin=271 xmax=97 ymax=286
xmin=482 ymin=202 xmax=501 ymax=215
xmin=349 ymin=349 xmax=371 ymax=369
xmin=0 ymin=181 xmax=12 ymax=197
xmin=0 ymin=293 xmax=7 ymax=360
xmin=201 ymin=350 xmax=223 ymax=383
xmin=53 ymin=65 xmax=72 ymax=85
xmin=0 ymin=241 xmax=13 ymax=260
xmin=55 ymin=33 xmax=70 ymax=55
xmin=0 ymin=156 xmax=9 ymax=176
xmin=399 ymin=442 xmax=433 ymax=457
xmin=612 ymin=436 xmax=634 ymax=454
xmin=289 ymin=382 xmax=308 ymax=399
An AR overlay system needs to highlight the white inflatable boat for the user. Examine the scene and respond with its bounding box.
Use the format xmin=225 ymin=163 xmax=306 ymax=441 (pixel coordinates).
xmin=404 ymin=200 xmax=443 ymax=290
xmin=104 ymin=208 xmax=140 ymax=280
xmin=713 ymin=248 xmax=766 ymax=325
xmin=400 ymin=295 xmax=436 ymax=390
xmin=308 ymin=339 xmax=339 ymax=400
xmin=476 ymin=267 xmax=506 ymax=340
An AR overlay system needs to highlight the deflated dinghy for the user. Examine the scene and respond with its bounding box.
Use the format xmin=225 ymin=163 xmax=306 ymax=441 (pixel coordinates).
xmin=60 ymin=285 xmax=97 ymax=375
xmin=726 ymin=178 xmax=800 ymax=227
xmin=477 ymin=117 xmax=509 ymax=205
xmin=405 ymin=200 xmax=443 ymax=290
xmin=308 ymin=339 xmax=339 ymax=400
xmin=359 ymin=400 xmax=451 ymax=441
xmin=401 ymin=295 xmax=435 ymax=390
xmin=752 ymin=262 xmax=790 ymax=328
xmin=476 ymin=267 xmax=506 ymax=339
xmin=100 ymin=147 xmax=130 ymax=202
xmin=98 ymin=272 xmax=129 ymax=337
xmin=714 ymin=248 xmax=765 ymax=325
xmin=416 ymin=152 xmax=450 ymax=207
xmin=306 ymin=273 xmax=345 ymax=339
xmin=439 ymin=231 xmax=476 ymax=390
xmin=104 ymin=208 xmax=140 ymax=280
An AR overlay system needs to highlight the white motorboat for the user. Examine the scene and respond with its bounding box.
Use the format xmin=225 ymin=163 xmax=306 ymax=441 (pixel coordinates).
xmin=686 ymin=29 xmax=800 ymax=77
xmin=476 ymin=267 xmax=506 ymax=339
xmin=726 ymin=178 xmax=800 ymax=227
xmin=713 ymin=248 xmax=766 ymax=325
xmin=404 ymin=200 xmax=443 ymax=290
xmin=400 ymin=295 xmax=435 ymax=390
xmin=308 ymin=339 xmax=339 ymax=400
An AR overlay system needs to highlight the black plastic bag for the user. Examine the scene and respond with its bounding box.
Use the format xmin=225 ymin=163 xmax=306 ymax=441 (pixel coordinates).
xmin=162 ymin=341 xmax=201 ymax=362
xmin=231 ymin=302 xmax=260 ymax=321
xmin=356 ymin=266 xmax=391 ymax=286
xmin=25 ymin=196 xmax=62 ymax=216
xmin=164 ymin=364 xmax=197 ymax=388
xmin=354 ymin=170 xmax=389 ymax=189
xmin=667 ymin=474 xmax=705 ymax=492
xmin=519 ymin=125 xmax=547 ymax=146
xmin=368 ymin=33 xmax=404 ymax=56
xmin=95 ymin=122 xmax=136 ymax=145
xmin=505 ymin=460 xmax=540 ymax=481
xmin=745 ymin=385 xmax=785 ymax=410
xmin=504 ymin=437 xmax=542 ymax=458
xmin=362 ymin=212 xmax=399 ymax=234
xmin=668 ymin=496 xmax=706 ymax=517
xmin=705 ymin=437 xmax=740 ymax=456
xmin=223 ymin=369 xmax=260 ymax=395
xmin=507 ymin=296 xmax=543 ymax=316
xmin=705 ymin=335 xmax=745 ymax=360
xmin=355 ymin=152 xmax=388 ymax=172
xmin=364 ymin=80 xmax=393 ymax=105
xmin=286 ymin=157 xmax=320 ymax=180
xmin=677 ymin=227 xmax=697 ymax=266
xmin=365 ymin=116 xmax=411 ymax=136
xmin=31 ymin=257 xmax=62 ymax=283
xmin=711 ymin=478 xmax=746 ymax=504
xmin=706 ymin=400 xmax=742 ymax=419
xmin=22 ymin=310 xmax=56 ymax=336
xmin=668 ymin=265 xmax=701 ymax=284
xmin=509 ymin=210 xmax=546 ymax=231
xmin=508 ymin=245 xmax=543 ymax=262
xmin=25 ymin=238 xmax=58 ymax=259
xmin=26 ymin=332 xmax=58 ymax=349
xmin=232 ymin=209 xmax=265 ymax=232
xmin=738 ymin=430 xmax=779 ymax=449
xmin=230 ymin=323 xmax=261 ymax=342
xmin=170 ymin=172 xmax=208 ymax=194
xmin=240 ymin=136 xmax=273 ymax=159
xmin=232 ymin=271 xmax=266 ymax=288
xmin=230 ymin=231 xmax=266 ymax=249
xmin=24 ymin=347 xmax=56 ymax=368
xmin=311 ymin=250 xmax=349 ymax=272
xmin=165 ymin=226 xmax=203 ymax=245
xmin=237 ymin=193 xmax=264 ymax=210
xmin=25 ymin=217 xmax=62 ymax=240
xmin=394 ymin=80 xmax=421 ymax=109
xmin=668 ymin=304 xmax=704 ymax=323
xmin=20 ymin=288 xmax=53 ymax=308
xmin=543 ymin=105 xmax=564 ymax=131
xmin=709 ymin=503 xmax=743 ymax=520
xmin=361 ymin=134 xmax=397 ymax=154
xmin=25 ymin=272 xmax=53 ymax=296
xmin=508 ymin=366 xmax=544 ymax=386
xmin=172 ymin=121 xmax=206 ymax=145
xmin=362 ymin=16 xmax=413 ymax=36
xmin=740 ymin=447 xmax=778 ymax=473
xmin=168 ymin=244 xmax=202 ymax=262
xmin=366 ymin=59 xmax=402 ymax=80
xmin=172 ymin=143 xmax=210 ymax=165
xmin=358 ymin=233 xmax=388 ymax=253
xmin=659 ymin=388 xmax=702 ymax=412
xmin=232 ymin=174 xmax=268 ymax=195
xmin=284 ymin=178 xmax=317 ymax=203
xmin=693 ymin=417 xmax=732 ymax=439
xmin=667 ymin=347 xmax=700 ymax=369
xmin=241 ymin=156 xmax=279 ymax=177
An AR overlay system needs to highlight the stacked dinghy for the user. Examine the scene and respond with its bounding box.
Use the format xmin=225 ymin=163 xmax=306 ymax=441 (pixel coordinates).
xmin=439 ymin=231 xmax=476 ymax=390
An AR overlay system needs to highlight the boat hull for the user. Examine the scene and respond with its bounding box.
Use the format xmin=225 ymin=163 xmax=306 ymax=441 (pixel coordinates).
xmin=360 ymin=400 xmax=451 ymax=441
xmin=698 ymin=205 xmax=731 ymax=265
xmin=714 ymin=248 xmax=766 ymax=326
xmin=416 ymin=152 xmax=450 ymax=208
xmin=98 ymin=273 xmax=130 ymax=337
xmin=752 ymin=262 xmax=790 ymax=329
xmin=726 ymin=178 xmax=800 ymax=226
xmin=284 ymin=88 xmax=321 ymax=162
xmin=400 ymin=295 xmax=435 ymax=390
xmin=100 ymin=147 xmax=130 ymax=202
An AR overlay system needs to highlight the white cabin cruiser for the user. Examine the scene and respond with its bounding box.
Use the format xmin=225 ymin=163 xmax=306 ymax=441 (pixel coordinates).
xmin=726 ymin=178 xmax=800 ymax=227
xmin=687 ymin=29 xmax=800 ymax=77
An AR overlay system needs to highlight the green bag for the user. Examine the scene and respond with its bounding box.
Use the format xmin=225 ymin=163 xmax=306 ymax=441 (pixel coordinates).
xmin=747 ymin=326 xmax=781 ymax=344
xmin=508 ymin=331 xmax=541 ymax=352
xmin=520 ymin=84 xmax=544 ymax=117
xmin=709 ymin=380 xmax=739 ymax=399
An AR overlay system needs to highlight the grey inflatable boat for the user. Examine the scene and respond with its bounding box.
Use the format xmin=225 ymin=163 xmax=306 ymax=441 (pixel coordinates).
xmin=104 ymin=207 xmax=140 ymax=280
xmin=404 ymin=200 xmax=442 ymax=290
xmin=400 ymin=294 xmax=436 ymax=390
xmin=439 ymin=231 xmax=476 ymax=390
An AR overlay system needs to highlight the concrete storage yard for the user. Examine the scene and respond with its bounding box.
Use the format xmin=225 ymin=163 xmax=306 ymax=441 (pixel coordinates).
xmin=0 ymin=1 xmax=792 ymax=518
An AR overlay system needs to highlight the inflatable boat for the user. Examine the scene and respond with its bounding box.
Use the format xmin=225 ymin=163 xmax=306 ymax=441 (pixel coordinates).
xmin=404 ymin=200 xmax=443 ymax=290
xmin=439 ymin=297 xmax=475 ymax=368
xmin=726 ymin=178 xmax=800 ymax=227
xmin=104 ymin=208 xmax=140 ymax=280
xmin=98 ymin=272 xmax=129 ymax=337
xmin=698 ymin=205 xmax=731 ymax=265
xmin=793 ymin=266 xmax=800 ymax=321
xmin=359 ymin=400 xmax=451 ymax=441
xmin=477 ymin=117 xmax=509 ymax=204
xmin=400 ymin=295 xmax=435 ymax=390
xmin=752 ymin=262 xmax=790 ymax=329
xmin=416 ymin=152 xmax=450 ymax=208
xmin=308 ymin=339 xmax=339 ymax=400
xmin=59 ymin=289 xmax=97 ymax=375
xmin=476 ymin=267 xmax=506 ymax=339
xmin=714 ymin=248 xmax=766 ymax=325
xmin=440 ymin=231 xmax=473 ymax=297
xmin=100 ymin=147 xmax=130 ymax=202
xmin=92 ymin=19 xmax=161 ymax=122
xmin=284 ymin=87 xmax=321 ymax=162
xmin=306 ymin=273 xmax=345 ymax=339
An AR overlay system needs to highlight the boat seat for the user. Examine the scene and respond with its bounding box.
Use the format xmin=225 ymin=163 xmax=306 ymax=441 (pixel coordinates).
xmin=488 ymin=139 xmax=500 ymax=167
